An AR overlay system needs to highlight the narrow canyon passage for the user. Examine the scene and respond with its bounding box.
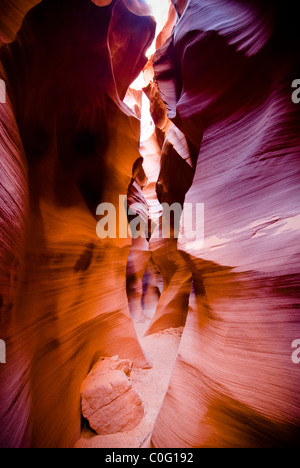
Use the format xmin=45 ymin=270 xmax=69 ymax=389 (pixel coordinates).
xmin=76 ymin=52 xmax=193 ymax=444
xmin=0 ymin=0 xmax=300 ymax=449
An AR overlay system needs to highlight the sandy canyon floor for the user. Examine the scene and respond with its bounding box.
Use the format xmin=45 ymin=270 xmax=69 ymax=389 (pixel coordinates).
xmin=75 ymin=320 xmax=183 ymax=448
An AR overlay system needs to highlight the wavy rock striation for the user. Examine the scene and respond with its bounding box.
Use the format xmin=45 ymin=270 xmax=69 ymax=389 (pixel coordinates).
xmin=0 ymin=0 xmax=155 ymax=448
xmin=151 ymin=0 xmax=300 ymax=448
xmin=142 ymin=79 xmax=196 ymax=335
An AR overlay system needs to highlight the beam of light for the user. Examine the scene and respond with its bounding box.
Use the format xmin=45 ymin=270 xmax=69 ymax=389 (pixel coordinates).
xmin=144 ymin=0 xmax=171 ymax=57
xmin=129 ymin=0 xmax=171 ymax=91
xmin=144 ymin=0 xmax=171 ymax=26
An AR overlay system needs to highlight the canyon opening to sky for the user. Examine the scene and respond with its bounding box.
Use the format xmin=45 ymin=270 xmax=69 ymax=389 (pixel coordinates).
xmin=0 ymin=0 xmax=300 ymax=449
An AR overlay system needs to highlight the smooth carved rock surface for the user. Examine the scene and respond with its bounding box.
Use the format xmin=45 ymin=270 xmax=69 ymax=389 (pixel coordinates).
xmin=143 ymin=79 xmax=196 ymax=336
xmin=151 ymin=0 xmax=300 ymax=448
xmin=145 ymin=239 xmax=192 ymax=336
xmin=80 ymin=357 xmax=144 ymax=435
xmin=0 ymin=61 xmax=30 ymax=448
xmin=1 ymin=0 xmax=300 ymax=450
xmin=0 ymin=0 xmax=40 ymax=44
xmin=0 ymin=0 xmax=155 ymax=448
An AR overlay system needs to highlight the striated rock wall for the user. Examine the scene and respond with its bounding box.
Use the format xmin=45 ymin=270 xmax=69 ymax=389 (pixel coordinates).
xmin=0 ymin=0 xmax=155 ymax=448
xmin=142 ymin=78 xmax=197 ymax=335
xmin=0 ymin=0 xmax=40 ymax=44
xmin=1 ymin=0 xmax=300 ymax=449
xmin=0 ymin=62 xmax=30 ymax=448
xmin=151 ymin=0 xmax=300 ymax=448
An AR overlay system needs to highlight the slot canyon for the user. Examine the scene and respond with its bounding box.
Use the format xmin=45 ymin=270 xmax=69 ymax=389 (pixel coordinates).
xmin=0 ymin=0 xmax=300 ymax=449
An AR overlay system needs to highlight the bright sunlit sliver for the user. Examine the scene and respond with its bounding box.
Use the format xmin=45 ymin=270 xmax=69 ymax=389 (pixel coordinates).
xmin=129 ymin=0 xmax=171 ymax=89
xmin=144 ymin=0 xmax=171 ymax=25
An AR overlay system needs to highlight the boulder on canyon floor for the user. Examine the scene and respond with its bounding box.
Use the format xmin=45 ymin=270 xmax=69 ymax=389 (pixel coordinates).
xmin=80 ymin=357 xmax=144 ymax=435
